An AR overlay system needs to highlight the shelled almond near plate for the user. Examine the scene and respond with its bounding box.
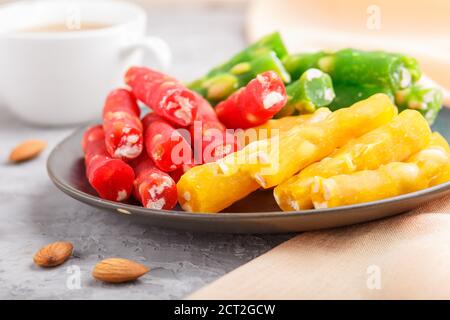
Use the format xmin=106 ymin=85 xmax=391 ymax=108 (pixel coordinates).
xmin=247 ymin=0 xmax=450 ymax=105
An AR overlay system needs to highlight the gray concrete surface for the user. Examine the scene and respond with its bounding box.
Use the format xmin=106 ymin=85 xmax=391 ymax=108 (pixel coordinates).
xmin=0 ymin=2 xmax=292 ymax=299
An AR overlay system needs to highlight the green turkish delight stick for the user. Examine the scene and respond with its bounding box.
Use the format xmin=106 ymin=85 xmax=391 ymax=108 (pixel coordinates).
xmin=206 ymin=32 xmax=289 ymax=77
xmin=327 ymin=49 xmax=420 ymax=91
xmin=282 ymin=52 xmax=328 ymax=81
xmin=190 ymin=74 xmax=239 ymax=104
xmin=282 ymin=68 xmax=335 ymax=114
xmin=283 ymin=49 xmax=421 ymax=91
xmin=234 ymin=51 xmax=290 ymax=86
xmin=188 ymin=32 xmax=289 ymax=103
xmin=330 ymin=83 xmax=394 ymax=111
xmin=191 ymin=51 xmax=291 ymax=104
xmin=394 ymin=54 xmax=421 ymax=84
xmin=395 ymin=85 xmax=443 ymax=125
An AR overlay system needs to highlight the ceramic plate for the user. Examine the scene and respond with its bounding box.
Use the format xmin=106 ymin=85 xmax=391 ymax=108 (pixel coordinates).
xmin=47 ymin=108 xmax=450 ymax=233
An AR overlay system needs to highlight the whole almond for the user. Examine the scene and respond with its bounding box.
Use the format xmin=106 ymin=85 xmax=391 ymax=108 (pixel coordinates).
xmin=92 ymin=258 xmax=149 ymax=283
xmin=33 ymin=241 xmax=73 ymax=267
xmin=9 ymin=139 xmax=47 ymax=163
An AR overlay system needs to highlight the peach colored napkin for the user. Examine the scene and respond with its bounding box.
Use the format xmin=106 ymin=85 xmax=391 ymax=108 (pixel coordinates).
xmin=189 ymin=194 xmax=450 ymax=299
xmin=247 ymin=0 xmax=450 ymax=105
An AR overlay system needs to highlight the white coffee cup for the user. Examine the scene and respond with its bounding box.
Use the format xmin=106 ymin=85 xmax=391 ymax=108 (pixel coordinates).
xmin=0 ymin=0 xmax=171 ymax=126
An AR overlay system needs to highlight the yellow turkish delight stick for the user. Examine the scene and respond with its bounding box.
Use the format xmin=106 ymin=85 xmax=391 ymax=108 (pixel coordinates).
xmin=310 ymin=132 xmax=450 ymax=209
xmin=177 ymin=162 xmax=259 ymax=213
xmin=274 ymin=109 xmax=431 ymax=211
xmin=240 ymin=108 xmax=331 ymax=146
xmin=432 ymin=163 xmax=450 ymax=186
xmin=177 ymin=108 xmax=331 ymax=213
xmin=223 ymin=93 xmax=397 ymax=189
xmin=427 ymin=133 xmax=450 ymax=186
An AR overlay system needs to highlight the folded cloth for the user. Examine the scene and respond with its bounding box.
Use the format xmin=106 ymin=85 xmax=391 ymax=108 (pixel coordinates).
xmin=189 ymin=193 xmax=450 ymax=299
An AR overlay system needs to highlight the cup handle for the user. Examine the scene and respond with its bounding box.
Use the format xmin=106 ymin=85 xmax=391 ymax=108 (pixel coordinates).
xmin=122 ymin=36 xmax=172 ymax=71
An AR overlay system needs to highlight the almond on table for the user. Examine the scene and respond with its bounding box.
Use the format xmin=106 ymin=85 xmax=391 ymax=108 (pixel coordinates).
xmin=92 ymin=258 xmax=149 ymax=283
xmin=33 ymin=241 xmax=73 ymax=267
xmin=9 ymin=139 xmax=46 ymax=163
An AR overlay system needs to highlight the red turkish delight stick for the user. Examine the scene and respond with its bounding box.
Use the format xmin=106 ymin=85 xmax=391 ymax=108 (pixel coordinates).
xmin=82 ymin=125 xmax=135 ymax=202
xmin=214 ymin=90 xmax=242 ymax=128
xmin=194 ymin=92 xmax=218 ymax=122
xmin=143 ymin=114 xmax=192 ymax=172
xmin=141 ymin=112 xmax=162 ymax=129
xmin=216 ymin=71 xmax=287 ymax=129
xmin=202 ymin=128 xmax=240 ymax=163
xmin=103 ymin=89 xmax=143 ymax=160
xmin=131 ymin=154 xmax=177 ymax=210
xmin=125 ymin=67 xmax=198 ymax=126
xmin=169 ymin=163 xmax=195 ymax=183
xmin=190 ymin=120 xmax=241 ymax=164
xmin=190 ymin=120 xmax=223 ymax=164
